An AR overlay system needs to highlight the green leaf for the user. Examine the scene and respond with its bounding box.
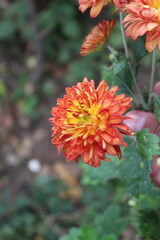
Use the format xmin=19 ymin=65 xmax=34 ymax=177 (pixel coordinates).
xmin=93 ymin=204 xmax=129 ymax=237
xmin=63 ymin=20 xmax=82 ymax=38
xmin=119 ymin=140 xmax=159 ymax=196
xmin=59 ymin=228 xmax=81 ymax=240
xmin=129 ymin=36 xmax=148 ymax=62
xmin=102 ymin=234 xmax=117 ymax=240
xmin=102 ymin=67 xmax=132 ymax=96
xmin=5 ymin=0 xmax=27 ymax=18
xmin=79 ymin=226 xmax=99 ymax=240
xmin=81 ymin=158 xmax=120 ymax=186
xmin=113 ymin=60 xmax=133 ymax=88
xmin=134 ymin=196 xmax=160 ymax=239
xmin=102 ymin=68 xmax=119 ymax=88
xmin=15 ymin=196 xmax=31 ymax=210
xmin=59 ymin=226 xmax=117 ymax=240
xmin=38 ymin=10 xmax=56 ymax=30
xmin=136 ymin=129 xmax=160 ymax=160
xmin=154 ymin=93 xmax=160 ymax=121
xmin=0 ymin=21 xmax=15 ymax=40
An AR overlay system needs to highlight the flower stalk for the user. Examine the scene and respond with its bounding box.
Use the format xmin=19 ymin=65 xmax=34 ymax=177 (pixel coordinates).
xmin=119 ymin=11 xmax=149 ymax=111
xmin=148 ymin=49 xmax=157 ymax=108
xmin=119 ymin=12 xmax=129 ymax=59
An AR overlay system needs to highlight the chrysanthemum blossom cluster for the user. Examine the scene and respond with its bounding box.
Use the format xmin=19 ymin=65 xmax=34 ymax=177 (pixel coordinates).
xmin=80 ymin=19 xmax=115 ymax=56
xmin=49 ymin=78 xmax=133 ymax=167
xmin=79 ymin=0 xmax=112 ymax=18
xmin=123 ymin=0 xmax=160 ymax=53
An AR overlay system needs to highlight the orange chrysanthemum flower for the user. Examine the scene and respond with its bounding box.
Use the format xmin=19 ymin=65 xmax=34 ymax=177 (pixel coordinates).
xmin=79 ymin=0 xmax=112 ymax=18
xmin=123 ymin=0 xmax=160 ymax=53
xmin=80 ymin=19 xmax=115 ymax=56
xmin=49 ymin=78 xmax=133 ymax=167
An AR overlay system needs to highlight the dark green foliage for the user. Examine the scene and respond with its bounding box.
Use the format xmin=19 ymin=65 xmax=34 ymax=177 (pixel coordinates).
xmin=113 ymin=60 xmax=133 ymax=89
xmin=0 ymin=0 xmax=106 ymax=121
xmin=136 ymin=129 xmax=160 ymax=160
xmin=39 ymin=0 xmax=83 ymax=62
xmin=119 ymin=141 xmax=158 ymax=197
xmin=60 ymin=226 xmax=118 ymax=240
xmin=60 ymin=227 xmax=82 ymax=240
xmin=81 ymin=158 xmax=120 ymax=186
xmin=81 ymin=132 xmax=160 ymax=197
xmin=133 ymin=195 xmax=160 ymax=239
xmin=93 ymin=204 xmax=129 ymax=238
xmin=129 ymin=36 xmax=148 ymax=62
xmin=0 ymin=21 xmax=16 ymax=40
xmin=0 ymin=176 xmax=75 ymax=240
xmin=102 ymin=61 xmax=137 ymax=99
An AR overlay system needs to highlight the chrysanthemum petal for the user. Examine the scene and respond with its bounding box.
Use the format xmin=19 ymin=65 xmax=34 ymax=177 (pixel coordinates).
xmin=112 ymin=0 xmax=132 ymax=13
xmin=123 ymin=0 xmax=160 ymax=52
xmin=80 ymin=19 xmax=115 ymax=56
xmin=78 ymin=0 xmax=112 ymax=18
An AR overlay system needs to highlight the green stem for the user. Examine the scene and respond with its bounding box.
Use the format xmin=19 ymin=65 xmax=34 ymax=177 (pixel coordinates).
xmin=119 ymin=12 xmax=148 ymax=110
xmin=148 ymin=49 xmax=157 ymax=108
xmin=128 ymin=62 xmax=148 ymax=110
xmin=119 ymin=12 xmax=129 ymax=59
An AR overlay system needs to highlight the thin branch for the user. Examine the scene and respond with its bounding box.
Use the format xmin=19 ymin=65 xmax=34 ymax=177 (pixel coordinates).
xmin=119 ymin=11 xmax=148 ymax=110
xmin=148 ymin=49 xmax=157 ymax=108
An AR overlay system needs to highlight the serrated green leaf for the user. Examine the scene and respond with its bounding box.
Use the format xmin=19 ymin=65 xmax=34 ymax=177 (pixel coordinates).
xmin=93 ymin=204 xmax=129 ymax=237
xmin=134 ymin=196 xmax=160 ymax=239
xmin=102 ymin=68 xmax=117 ymax=87
xmin=154 ymin=94 xmax=160 ymax=121
xmin=136 ymin=129 xmax=160 ymax=160
xmin=59 ymin=227 xmax=81 ymax=240
xmin=102 ymin=67 xmax=135 ymax=98
xmin=129 ymin=36 xmax=148 ymax=62
xmin=81 ymin=159 xmax=120 ymax=186
xmin=119 ymin=141 xmax=159 ymax=196
xmin=79 ymin=225 xmax=99 ymax=240
xmin=113 ymin=60 xmax=133 ymax=88
xmin=59 ymin=226 xmax=117 ymax=240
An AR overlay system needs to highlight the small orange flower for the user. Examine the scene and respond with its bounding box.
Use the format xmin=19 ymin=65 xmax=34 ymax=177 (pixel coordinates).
xmin=123 ymin=0 xmax=160 ymax=52
xmin=49 ymin=78 xmax=133 ymax=167
xmin=112 ymin=0 xmax=131 ymax=13
xmin=80 ymin=19 xmax=115 ymax=56
xmin=78 ymin=0 xmax=112 ymax=18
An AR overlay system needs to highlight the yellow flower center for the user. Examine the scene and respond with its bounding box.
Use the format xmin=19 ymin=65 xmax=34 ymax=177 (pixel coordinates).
xmin=65 ymin=102 xmax=108 ymax=139
xmin=151 ymin=0 xmax=160 ymax=9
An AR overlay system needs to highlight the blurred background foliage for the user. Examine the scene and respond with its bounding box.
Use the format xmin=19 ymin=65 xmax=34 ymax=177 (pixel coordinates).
xmin=0 ymin=0 xmax=123 ymax=239
xmin=0 ymin=0 xmax=123 ymax=119
xmin=0 ymin=0 xmax=159 ymax=240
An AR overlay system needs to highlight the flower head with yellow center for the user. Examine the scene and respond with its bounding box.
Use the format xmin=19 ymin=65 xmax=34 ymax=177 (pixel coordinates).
xmin=79 ymin=0 xmax=112 ymax=18
xmin=49 ymin=78 xmax=133 ymax=167
xmin=80 ymin=19 xmax=115 ymax=56
xmin=123 ymin=0 xmax=160 ymax=52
